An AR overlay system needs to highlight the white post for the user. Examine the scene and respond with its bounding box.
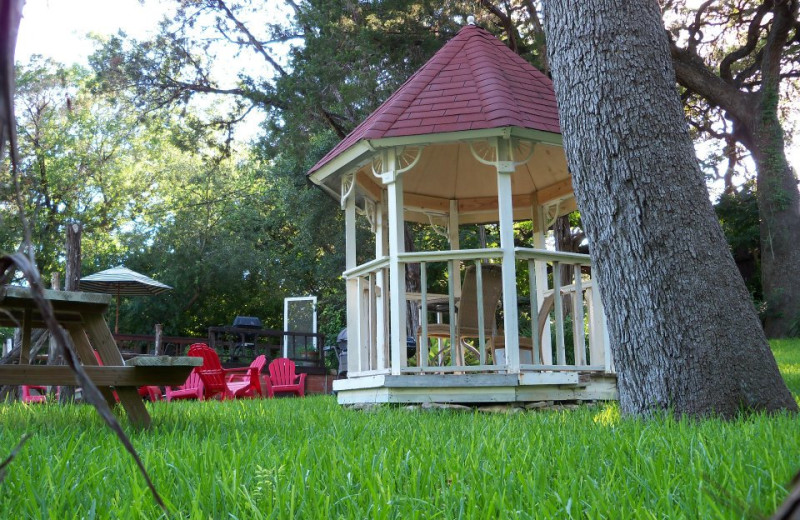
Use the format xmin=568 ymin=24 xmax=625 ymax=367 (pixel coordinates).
xmin=572 ymin=266 xmax=586 ymax=365
xmin=448 ymin=200 xmax=461 ymax=298
xmin=375 ymin=194 xmax=387 ymax=370
xmin=592 ymin=281 xmax=614 ymax=372
xmin=384 ymin=149 xmax=407 ymax=375
xmin=532 ymin=201 xmax=553 ymax=364
xmin=495 ymin=138 xmax=520 ymax=373
xmin=587 ymin=286 xmax=601 ymax=366
xmin=344 ymin=176 xmax=361 ymax=375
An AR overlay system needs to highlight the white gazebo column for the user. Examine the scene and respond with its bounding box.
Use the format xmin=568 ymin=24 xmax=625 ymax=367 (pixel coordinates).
xmin=448 ymin=200 xmax=461 ymax=298
xmin=342 ymin=173 xmax=361 ymax=375
xmin=494 ymin=137 xmax=520 ymax=373
xmin=381 ymin=149 xmax=407 ymax=375
xmin=532 ymin=200 xmax=553 ymax=365
xmin=374 ymin=194 xmax=388 ymax=370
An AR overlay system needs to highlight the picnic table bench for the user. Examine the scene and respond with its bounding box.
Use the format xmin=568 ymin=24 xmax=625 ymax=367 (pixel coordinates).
xmin=0 ymin=286 xmax=200 ymax=429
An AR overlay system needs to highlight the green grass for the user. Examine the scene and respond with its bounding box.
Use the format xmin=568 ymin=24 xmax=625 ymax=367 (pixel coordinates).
xmin=2 ymin=342 xmax=800 ymax=519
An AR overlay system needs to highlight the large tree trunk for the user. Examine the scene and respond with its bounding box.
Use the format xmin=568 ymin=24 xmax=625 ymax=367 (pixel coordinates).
xmin=543 ymin=0 xmax=796 ymax=417
xmin=749 ymin=94 xmax=800 ymax=338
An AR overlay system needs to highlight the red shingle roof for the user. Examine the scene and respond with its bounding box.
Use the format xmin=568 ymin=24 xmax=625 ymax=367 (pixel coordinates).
xmin=309 ymin=24 xmax=560 ymax=174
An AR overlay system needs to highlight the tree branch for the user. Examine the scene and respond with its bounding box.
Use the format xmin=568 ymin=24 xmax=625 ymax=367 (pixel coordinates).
xmin=719 ymin=1 xmax=771 ymax=83
xmin=214 ymin=0 xmax=288 ymax=77
xmin=687 ymin=0 xmax=716 ymax=53
xmin=668 ymin=37 xmax=753 ymax=126
xmin=479 ymin=0 xmax=523 ymax=54
xmin=759 ymin=0 xmax=797 ymax=92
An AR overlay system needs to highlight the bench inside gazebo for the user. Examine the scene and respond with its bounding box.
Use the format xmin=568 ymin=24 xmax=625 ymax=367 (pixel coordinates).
xmin=308 ymin=22 xmax=617 ymax=405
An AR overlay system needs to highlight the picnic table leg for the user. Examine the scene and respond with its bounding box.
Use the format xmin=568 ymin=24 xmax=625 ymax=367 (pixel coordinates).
xmin=114 ymin=387 xmax=151 ymax=429
xmin=66 ymin=324 xmax=117 ymax=408
xmin=82 ymin=314 xmax=152 ymax=429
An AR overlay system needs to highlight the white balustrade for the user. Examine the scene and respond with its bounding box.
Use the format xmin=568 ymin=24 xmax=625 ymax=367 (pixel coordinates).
xmin=342 ymin=248 xmax=613 ymax=377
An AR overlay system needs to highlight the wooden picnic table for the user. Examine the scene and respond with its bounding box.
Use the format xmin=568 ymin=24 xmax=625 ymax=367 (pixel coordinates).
xmin=0 ymin=286 xmax=201 ymax=428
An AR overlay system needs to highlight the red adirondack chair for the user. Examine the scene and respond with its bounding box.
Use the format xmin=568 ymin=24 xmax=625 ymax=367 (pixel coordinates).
xmin=225 ymin=355 xmax=268 ymax=398
xmin=189 ymin=343 xmax=237 ymax=400
xmin=20 ymin=385 xmax=48 ymax=403
xmin=165 ymin=370 xmax=205 ymax=401
xmin=266 ymin=358 xmax=306 ymax=397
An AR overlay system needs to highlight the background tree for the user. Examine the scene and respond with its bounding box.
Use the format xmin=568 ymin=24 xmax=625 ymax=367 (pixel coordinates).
xmin=542 ymin=0 xmax=796 ymax=416
xmin=715 ymin=181 xmax=763 ymax=305
xmin=664 ymin=0 xmax=800 ymax=337
xmin=4 ymin=58 xmax=160 ymax=277
xmin=86 ymin=0 xmax=477 ymax=337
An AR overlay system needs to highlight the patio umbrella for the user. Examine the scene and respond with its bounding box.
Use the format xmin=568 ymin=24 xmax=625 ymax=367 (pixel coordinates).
xmin=79 ymin=265 xmax=172 ymax=334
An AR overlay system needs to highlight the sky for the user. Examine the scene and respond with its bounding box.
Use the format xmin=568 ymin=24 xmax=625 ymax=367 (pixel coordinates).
xmin=13 ymin=0 xmax=800 ymax=175
xmin=16 ymin=0 xmax=172 ymax=64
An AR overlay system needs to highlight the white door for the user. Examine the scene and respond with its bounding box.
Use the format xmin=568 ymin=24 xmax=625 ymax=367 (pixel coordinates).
xmin=283 ymin=296 xmax=318 ymax=359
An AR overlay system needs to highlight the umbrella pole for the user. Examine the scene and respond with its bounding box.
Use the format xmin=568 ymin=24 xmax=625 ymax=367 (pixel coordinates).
xmin=115 ymin=287 xmax=120 ymax=334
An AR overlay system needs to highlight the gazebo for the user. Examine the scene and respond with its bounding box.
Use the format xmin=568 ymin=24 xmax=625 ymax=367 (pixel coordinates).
xmin=309 ymin=22 xmax=617 ymax=405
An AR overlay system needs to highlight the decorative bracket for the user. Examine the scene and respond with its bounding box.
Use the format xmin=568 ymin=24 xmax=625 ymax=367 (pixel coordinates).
xmin=544 ymin=200 xmax=562 ymax=228
xmin=340 ymin=172 xmax=356 ymax=209
xmin=371 ymin=146 xmax=424 ymax=185
xmin=425 ymin=212 xmax=450 ymax=239
xmin=468 ymin=138 xmax=536 ymax=174
xmin=362 ymin=199 xmax=378 ymax=232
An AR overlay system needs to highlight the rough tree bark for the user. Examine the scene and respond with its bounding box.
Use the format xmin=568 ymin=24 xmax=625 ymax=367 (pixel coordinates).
xmin=542 ymin=0 xmax=797 ymax=417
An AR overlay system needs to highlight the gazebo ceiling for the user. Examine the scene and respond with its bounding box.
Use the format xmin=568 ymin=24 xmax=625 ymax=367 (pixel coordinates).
xmin=308 ymin=23 xmax=573 ymax=223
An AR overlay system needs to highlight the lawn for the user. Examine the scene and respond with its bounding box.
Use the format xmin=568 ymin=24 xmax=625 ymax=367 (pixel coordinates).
xmin=1 ymin=341 xmax=799 ymax=519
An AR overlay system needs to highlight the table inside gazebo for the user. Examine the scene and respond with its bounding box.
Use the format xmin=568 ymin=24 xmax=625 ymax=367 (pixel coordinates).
xmin=0 ymin=286 xmax=200 ymax=428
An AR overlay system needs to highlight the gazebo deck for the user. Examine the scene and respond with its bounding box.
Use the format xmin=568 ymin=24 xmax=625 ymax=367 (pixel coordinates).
xmin=333 ymin=372 xmax=618 ymax=405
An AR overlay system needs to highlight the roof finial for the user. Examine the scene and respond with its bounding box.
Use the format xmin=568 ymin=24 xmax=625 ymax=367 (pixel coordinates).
xmin=466 ymin=15 xmax=475 ymax=25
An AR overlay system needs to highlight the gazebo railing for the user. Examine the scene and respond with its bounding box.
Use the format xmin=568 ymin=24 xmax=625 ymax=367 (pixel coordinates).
xmin=406 ymin=248 xmax=504 ymax=374
xmin=514 ymin=248 xmax=612 ymax=373
xmin=343 ymin=248 xmax=613 ymax=377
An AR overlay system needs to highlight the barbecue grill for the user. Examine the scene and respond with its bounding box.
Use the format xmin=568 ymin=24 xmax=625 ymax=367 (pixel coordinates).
xmin=230 ymin=316 xmax=263 ymax=361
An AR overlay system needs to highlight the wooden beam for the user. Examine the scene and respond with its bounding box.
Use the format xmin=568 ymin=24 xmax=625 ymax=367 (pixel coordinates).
xmin=496 ymin=138 xmax=521 ymax=373
xmin=534 ymin=178 xmax=573 ymax=205
xmin=356 ymin=171 xmax=382 ymax=200
xmin=83 ymin=313 xmax=151 ymax=428
xmin=67 ymin=323 xmax=118 ymax=406
xmin=0 ymin=310 xmax=84 ymax=328
xmin=20 ymin=307 xmax=31 ymax=365
xmin=0 ymin=365 xmax=197 ymax=386
xmin=404 ymin=192 xmax=450 ymax=213
xmin=458 ymin=193 xmax=534 ymax=213
xmin=1 ymin=286 xmax=110 ymax=308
